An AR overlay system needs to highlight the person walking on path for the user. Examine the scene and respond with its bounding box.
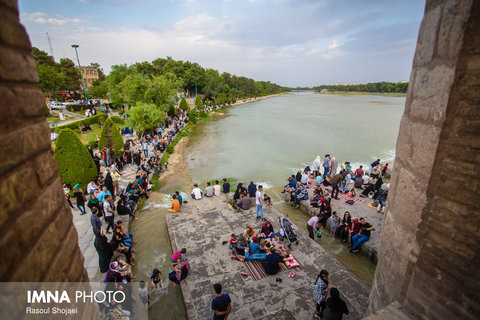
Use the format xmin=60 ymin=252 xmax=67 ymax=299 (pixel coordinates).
xmin=323 ymin=288 xmax=349 ymax=320
xmin=256 ymin=185 xmax=265 ymax=221
xmin=211 ymin=283 xmax=232 ymax=320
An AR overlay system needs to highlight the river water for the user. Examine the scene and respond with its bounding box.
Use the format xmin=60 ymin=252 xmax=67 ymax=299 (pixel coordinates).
xmin=132 ymin=92 xmax=405 ymax=318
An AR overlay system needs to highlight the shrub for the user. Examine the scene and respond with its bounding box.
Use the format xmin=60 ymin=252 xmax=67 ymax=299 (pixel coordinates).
xmin=166 ymin=145 xmax=174 ymax=154
xmin=54 ymin=129 xmax=97 ymax=190
xmin=110 ymin=115 xmax=125 ymax=126
xmin=85 ymin=139 xmax=97 ymax=149
xmin=199 ymin=111 xmax=209 ymax=118
xmin=53 ymin=114 xmax=108 ymax=133
xmin=167 ymin=105 xmax=176 ymax=117
xmin=195 ymin=96 xmax=203 ymax=109
xmin=179 ymin=97 xmax=190 ymax=111
xmin=45 ymin=105 xmax=49 ymax=117
xmin=188 ymin=111 xmax=197 ymax=124
xmin=98 ymin=118 xmax=124 ymax=156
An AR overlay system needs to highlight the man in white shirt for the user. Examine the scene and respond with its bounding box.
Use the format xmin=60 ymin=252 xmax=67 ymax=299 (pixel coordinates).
xmin=256 ymin=185 xmax=265 ymax=221
xmin=191 ymin=184 xmax=202 ymax=200
xmin=362 ymin=173 xmax=371 ymax=186
xmin=103 ymin=195 xmax=115 ymax=234
xmin=213 ymin=180 xmax=221 ymax=196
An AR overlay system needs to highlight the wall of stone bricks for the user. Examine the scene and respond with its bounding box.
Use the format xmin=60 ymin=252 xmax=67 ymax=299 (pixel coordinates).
xmin=0 ymin=0 xmax=90 ymax=283
xmin=368 ymin=0 xmax=479 ymax=319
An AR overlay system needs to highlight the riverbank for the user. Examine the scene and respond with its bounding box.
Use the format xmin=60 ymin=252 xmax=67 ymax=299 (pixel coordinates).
xmin=166 ymin=195 xmax=370 ymax=319
xmin=318 ymin=91 xmax=406 ymax=97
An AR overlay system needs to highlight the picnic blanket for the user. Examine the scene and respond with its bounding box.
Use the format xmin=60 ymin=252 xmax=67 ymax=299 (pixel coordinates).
xmin=337 ymin=194 xmax=365 ymax=206
xmin=243 ymin=261 xmax=267 ymax=280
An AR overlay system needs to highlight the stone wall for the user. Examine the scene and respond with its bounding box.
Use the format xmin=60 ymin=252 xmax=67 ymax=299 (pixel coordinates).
xmin=0 ymin=0 xmax=90 ymax=283
xmin=368 ymin=0 xmax=480 ymax=319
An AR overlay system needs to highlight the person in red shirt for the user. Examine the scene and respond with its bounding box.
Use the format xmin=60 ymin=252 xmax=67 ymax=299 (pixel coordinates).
xmin=354 ymin=165 xmax=364 ymax=178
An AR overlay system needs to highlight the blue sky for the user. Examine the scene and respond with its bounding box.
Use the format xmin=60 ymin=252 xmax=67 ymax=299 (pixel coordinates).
xmin=19 ymin=0 xmax=425 ymax=87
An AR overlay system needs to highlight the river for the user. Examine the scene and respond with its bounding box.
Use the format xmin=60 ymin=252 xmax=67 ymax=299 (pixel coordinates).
xmin=132 ymin=91 xmax=405 ymax=318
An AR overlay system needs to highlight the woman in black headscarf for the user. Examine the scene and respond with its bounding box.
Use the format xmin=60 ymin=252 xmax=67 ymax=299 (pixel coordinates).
xmin=323 ymin=287 xmax=349 ymax=320
xmin=233 ymin=183 xmax=247 ymax=201
xmin=94 ymin=229 xmax=113 ymax=273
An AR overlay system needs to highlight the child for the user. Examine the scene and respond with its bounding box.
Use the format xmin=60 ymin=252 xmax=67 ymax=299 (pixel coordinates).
xmin=316 ymin=226 xmax=323 ymax=241
xmin=149 ymin=268 xmax=162 ymax=290
xmin=331 ymin=211 xmax=340 ymax=236
xmin=171 ymin=248 xmax=186 ymax=267
xmin=263 ymin=194 xmax=272 ymax=206
xmin=139 ymin=281 xmax=150 ymax=309
xmin=229 ymin=234 xmax=237 ymax=255
xmin=164 ymin=162 xmax=169 ymax=171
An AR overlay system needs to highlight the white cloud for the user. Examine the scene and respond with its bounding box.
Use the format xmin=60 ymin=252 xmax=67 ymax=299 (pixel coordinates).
xmin=20 ymin=12 xmax=83 ymax=26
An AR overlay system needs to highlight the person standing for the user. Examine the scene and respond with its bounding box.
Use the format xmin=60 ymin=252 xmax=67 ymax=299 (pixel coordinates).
xmin=256 ymin=185 xmax=265 ymax=221
xmin=329 ymin=156 xmax=338 ymax=179
xmin=211 ymin=283 xmax=232 ymax=320
xmin=323 ymin=288 xmax=349 ymax=320
xmin=323 ymin=154 xmax=331 ymax=180
xmin=247 ymin=181 xmax=257 ymax=198
xmin=104 ymin=168 xmax=114 ymax=197
xmin=111 ymin=168 xmax=121 ymax=197
xmin=312 ymin=270 xmax=332 ymax=319
xmin=307 ymin=214 xmax=321 ymax=240
xmin=103 ymin=195 xmax=115 ymax=234
xmin=90 ymin=207 xmax=102 ymax=235
xmin=331 ymin=171 xmax=344 ymax=200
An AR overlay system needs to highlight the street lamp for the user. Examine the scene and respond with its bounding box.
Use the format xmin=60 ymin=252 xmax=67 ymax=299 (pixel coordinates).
xmin=71 ymin=44 xmax=88 ymax=106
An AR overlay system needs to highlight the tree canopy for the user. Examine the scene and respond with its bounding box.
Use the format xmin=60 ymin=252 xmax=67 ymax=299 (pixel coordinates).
xmin=125 ymin=102 xmax=166 ymax=134
xmin=98 ymin=118 xmax=124 ymax=155
xmin=316 ymin=82 xmax=408 ymax=94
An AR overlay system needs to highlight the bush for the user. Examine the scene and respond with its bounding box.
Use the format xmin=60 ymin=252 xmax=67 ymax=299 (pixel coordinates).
xmin=45 ymin=105 xmax=49 ymax=117
xmin=54 ymin=129 xmax=97 ymax=190
xmin=166 ymin=145 xmax=174 ymax=154
xmin=195 ymin=96 xmax=203 ymax=109
xmin=167 ymin=105 xmax=176 ymax=117
xmin=110 ymin=116 xmax=125 ymax=126
xmin=179 ymin=97 xmax=190 ymax=111
xmin=53 ymin=114 xmax=108 ymax=133
xmin=188 ymin=111 xmax=197 ymax=124
xmin=85 ymin=139 xmax=97 ymax=149
xmin=98 ymin=118 xmax=124 ymax=156
xmin=199 ymin=111 xmax=209 ymax=118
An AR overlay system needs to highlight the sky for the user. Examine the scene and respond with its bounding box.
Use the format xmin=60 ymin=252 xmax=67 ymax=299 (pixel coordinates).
xmin=19 ymin=0 xmax=425 ymax=87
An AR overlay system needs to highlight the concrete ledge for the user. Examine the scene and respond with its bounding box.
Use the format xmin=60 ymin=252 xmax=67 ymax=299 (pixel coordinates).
xmin=284 ymin=191 xmax=382 ymax=264
xmin=166 ymin=196 xmax=370 ymax=320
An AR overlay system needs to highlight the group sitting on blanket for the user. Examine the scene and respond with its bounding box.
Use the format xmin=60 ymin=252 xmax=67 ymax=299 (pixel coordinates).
xmin=231 ymin=223 xmax=300 ymax=275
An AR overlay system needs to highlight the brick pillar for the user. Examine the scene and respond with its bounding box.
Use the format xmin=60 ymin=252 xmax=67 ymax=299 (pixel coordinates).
xmin=0 ymin=0 xmax=89 ymax=282
xmin=368 ymin=0 xmax=480 ymax=319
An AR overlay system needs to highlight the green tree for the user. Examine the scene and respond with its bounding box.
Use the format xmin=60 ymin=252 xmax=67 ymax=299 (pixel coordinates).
xmin=179 ymin=97 xmax=190 ymax=111
xmin=195 ymin=95 xmax=203 ymax=109
xmin=58 ymin=58 xmax=81 ymax=91
xmin=98 ymin=118 xmax=124 ymax=156
xmin=37 ymin=64 xmax=64 ymax=92
xmin=54 ymin=129 xmax=97 ymax=190
xmin=87 ymin=79 xmax=108 ymax=98
xmin=126 ymin=102 xmax=166 ymax=135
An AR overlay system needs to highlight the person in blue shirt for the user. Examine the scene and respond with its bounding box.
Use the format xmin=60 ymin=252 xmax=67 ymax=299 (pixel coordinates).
xmin=248 ymin=237 xmax=261 ymax=255
xmin=175 ymin=191 xmax=183 ymax=205
xmin=211 ymin=283 xmax=231 ymax=320
xmin=247 ymin=181 xmax=257 ymax=198
xmin=293 ymin=183 xmax=308 ymax=207
xmin=222 ymin=178 xmax=230 ymax=194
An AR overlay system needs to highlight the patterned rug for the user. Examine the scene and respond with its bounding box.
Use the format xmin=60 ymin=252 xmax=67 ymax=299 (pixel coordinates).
xmin=243 ymin=261 xmax=267 ymax=280
xmin=337 ymin=194 xmax=365 ymax=206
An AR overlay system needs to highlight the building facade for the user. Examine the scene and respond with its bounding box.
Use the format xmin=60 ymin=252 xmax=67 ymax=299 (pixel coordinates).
xmin=80 ymin=66 xmax=99 ymax=89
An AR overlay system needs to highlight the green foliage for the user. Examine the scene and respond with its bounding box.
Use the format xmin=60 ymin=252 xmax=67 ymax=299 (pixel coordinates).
xmin=98 ymin=118 xmax=124 ymax=155
xmin=316 ymin=82 xmax=408 ymax=94
xmin=199 ymin=111 xmax=209 ymax=118
xmin=179 ymin=97 xmax=190 ymax=111
xmin=166 ymin=145 xmax=174 ymax=154
xmin=109 ymin=116 xmax=125 ymax=126
xmin=125 ymin=102 xmax=165 ymax=133
xmin=150 ymin=173 xmax=160 ymax=192
xmin=53 ymin=114 xmax=108 ymax=133
xmin=37 ymin=64 xmax=64 ymax=92
xmin=88 ymin=79 xmax=108 ymax=98
xmin=54 ymin=129 xmax=97 ymax=190
xmin=188 ymin=111 xmax=198 ymax=124
xmin=58 ymin=58 xmax=81 ymax=91
xmin=167 ymin=105 xmax=176 ymax=117
xmin=85 ymin=139 xmax=97 ymax=149
xmin=195 ymin=96 xmax=203 ymax=109
xmin=44 ymin=105 xmax=50 ymax=117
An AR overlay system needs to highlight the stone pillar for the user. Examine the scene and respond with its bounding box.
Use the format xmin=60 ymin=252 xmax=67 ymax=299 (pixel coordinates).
xmin=0 ymin=0 xmax=89 ymax=282
xmin=368 ymin=0 xmax=480 ymax=319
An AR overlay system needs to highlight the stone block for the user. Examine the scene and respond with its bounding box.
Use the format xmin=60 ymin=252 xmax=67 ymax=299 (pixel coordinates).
xmin=0 ymin=0 xmax=19 ymax=13
xmin=0 ymin=45 xmax=38 ymax=82
xmin=0 ymin=121 xmax=51 ymax=176
xmin=0 ymin=8 xmax=30 ymax=49
xmin=411 ymin=65 xmax=456 ymax=107
xmin=0 ymin=164 xmax=39 ymax=227
xmin=412 ymin=4 xmax=440 ymax=67
xmin=14 ymin=86 xmax=46 ymax=118
xmin=436 ymin=0 xmax=473 ymax=60
xmin=34 ymin=151 xmax=59 ymax=187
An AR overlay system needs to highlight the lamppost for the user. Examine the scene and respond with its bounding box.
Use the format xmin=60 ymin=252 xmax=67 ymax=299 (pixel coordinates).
xmin=71 ymin=44 xmax=88 ymax=106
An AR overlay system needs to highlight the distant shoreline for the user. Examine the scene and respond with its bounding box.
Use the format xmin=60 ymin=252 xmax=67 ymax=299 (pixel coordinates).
xmin=318 ymin=91 xmax=406 ymax=97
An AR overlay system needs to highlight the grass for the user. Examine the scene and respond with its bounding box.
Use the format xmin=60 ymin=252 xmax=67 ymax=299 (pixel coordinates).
xmin=46 ymin=115 xmax=74 ymax=124
xmin=321 ymin=91 xmax=406 ymax=97
xmin=206 ymin=178 xmax=238 ymax=192
xmin=150 ymin=173 xmax=160 ymax=192
xmin=76 ymin=123 xmax=102 ymax=145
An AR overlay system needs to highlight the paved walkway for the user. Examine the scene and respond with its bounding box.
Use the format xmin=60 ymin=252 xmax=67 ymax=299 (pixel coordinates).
xmin=167 ymin=196 xmax=370 ymax=320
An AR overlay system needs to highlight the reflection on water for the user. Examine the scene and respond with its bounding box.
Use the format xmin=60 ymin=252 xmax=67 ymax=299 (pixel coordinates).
xmin=269 ymin=187 xmax=376 ymax=285
xmin=130 ymin=192 xmax=187 ymax=319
